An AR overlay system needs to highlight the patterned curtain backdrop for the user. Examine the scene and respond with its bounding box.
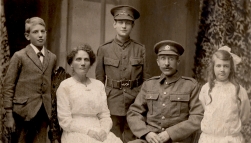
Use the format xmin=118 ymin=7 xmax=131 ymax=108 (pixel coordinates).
xmin=194 ymin=0 xmax=251 ymax=142
xmin=0 ymin=0 xmax=10 ymax=142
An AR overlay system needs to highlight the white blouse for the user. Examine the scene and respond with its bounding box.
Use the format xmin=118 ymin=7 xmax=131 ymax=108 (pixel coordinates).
xmin=56 ymin=77 xmax=112 ymax=134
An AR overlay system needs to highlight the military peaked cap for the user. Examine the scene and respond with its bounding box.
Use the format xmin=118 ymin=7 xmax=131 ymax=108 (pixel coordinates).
xmin=154 ymin=40 xmax=184 ymax=56
xmin=111 ymin=5 xmax=140 ymax=21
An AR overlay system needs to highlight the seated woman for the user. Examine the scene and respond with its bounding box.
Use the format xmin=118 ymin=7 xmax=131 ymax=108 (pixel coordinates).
xmin=56 ymin=44 xmax=122 ymax=143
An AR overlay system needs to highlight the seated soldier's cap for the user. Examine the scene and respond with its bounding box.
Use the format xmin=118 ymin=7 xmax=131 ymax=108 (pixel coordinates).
xmin=111 ymin=5 xmax=140 ymax=21
xmin=154 ymin=40 xmax=184 ymax=56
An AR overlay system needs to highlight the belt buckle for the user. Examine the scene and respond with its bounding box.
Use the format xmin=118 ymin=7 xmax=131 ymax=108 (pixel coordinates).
xmin=121 ymin=80 xmax=130 ymax=88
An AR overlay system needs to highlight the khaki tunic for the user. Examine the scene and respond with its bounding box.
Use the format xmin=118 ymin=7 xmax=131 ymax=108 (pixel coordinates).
xmin=127 ymin=73 xmax=203 ymax=142
xmin=95 ymin=37 xmax=150 ymax=116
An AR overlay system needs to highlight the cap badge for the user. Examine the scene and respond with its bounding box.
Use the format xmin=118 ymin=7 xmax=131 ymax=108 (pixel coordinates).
xmin=121 ymin=11 xmax=127 ymax=15
xmin=164 ymin=45 xmax=170 ymax=50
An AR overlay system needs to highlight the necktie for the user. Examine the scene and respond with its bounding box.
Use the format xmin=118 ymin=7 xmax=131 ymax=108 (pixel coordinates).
xmin=37 ymin=52 xmax=44 ymax=63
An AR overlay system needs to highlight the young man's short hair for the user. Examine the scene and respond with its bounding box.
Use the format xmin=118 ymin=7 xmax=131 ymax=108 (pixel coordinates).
xmin=114 ymin=19 xmax=134 ymax=25
xmin=25 ymin=17 xmax=46 ymax=33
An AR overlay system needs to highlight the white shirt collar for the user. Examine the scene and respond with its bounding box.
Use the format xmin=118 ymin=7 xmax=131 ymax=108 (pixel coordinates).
xmin=30 ymin=44 xmax=45 ymax=55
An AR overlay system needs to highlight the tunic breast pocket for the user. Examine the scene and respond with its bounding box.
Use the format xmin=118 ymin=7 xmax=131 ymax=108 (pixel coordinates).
xmin=145 ymin=93 xmax=159 ymax=115
xmin=169 ymin=94 xmax=190 ymax=117
xmin=104 ymin=57 xmax=119 ymax=67
xmin=130 ymin=58 xmax=143 ymax=74
xmin=130 ymin=58 xmax=143 ymax=66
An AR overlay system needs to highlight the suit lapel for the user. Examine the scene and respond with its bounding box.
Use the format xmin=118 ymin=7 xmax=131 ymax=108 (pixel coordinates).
xmin=26 ymin=45 xmax=43 ymax=71
xmin=42 ymin=48 xmax=50 ymax=72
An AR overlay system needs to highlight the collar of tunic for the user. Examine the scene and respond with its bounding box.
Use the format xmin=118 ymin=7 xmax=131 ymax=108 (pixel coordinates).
xmin=114 ymin=36 xmax=131 ymax=47
xmin=159 ymin=71 xmax=181 ymax=85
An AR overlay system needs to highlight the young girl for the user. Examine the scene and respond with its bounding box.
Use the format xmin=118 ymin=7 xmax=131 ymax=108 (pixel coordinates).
xmin=198 ymin=46 xmax=250 ymax=143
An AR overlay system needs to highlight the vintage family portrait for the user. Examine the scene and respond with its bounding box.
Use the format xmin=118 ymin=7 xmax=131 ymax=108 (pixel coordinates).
xmin=0 ymin=0 xmax=251 ymax=143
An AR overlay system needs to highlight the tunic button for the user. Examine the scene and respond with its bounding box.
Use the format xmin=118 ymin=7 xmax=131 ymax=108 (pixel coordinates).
xmin=123 ymin=56 xmax=126 ymax=59
xmin=165 ymin=82 xmax=168 ymax=84
xmin=162 ymin=128 xmax=165 ymax=131
xmin=162 ymin=116 xmax=165 ymax=120
xmin=149 ymin=96 xmax=152 ymax=99
xmin=163 ymin=92 xmax=166 ymax=95
xmin=123 ymin=67 xmax=126 ymax=71
xmin=177 ymin=97 xmax=180 ymax=100
xmin=162 ymin=103 xmax=165 ymax=106
xmin=123 ymin=89 xmax=126 ymax=92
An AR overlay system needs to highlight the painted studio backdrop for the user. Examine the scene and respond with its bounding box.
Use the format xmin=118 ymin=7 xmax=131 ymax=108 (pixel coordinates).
xmin=0 ymin=0 xmax=251 ymax=142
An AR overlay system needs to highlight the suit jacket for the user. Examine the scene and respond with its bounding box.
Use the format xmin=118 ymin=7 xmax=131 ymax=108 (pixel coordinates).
xmin=2 ymin=45 xmax=57 ymax=121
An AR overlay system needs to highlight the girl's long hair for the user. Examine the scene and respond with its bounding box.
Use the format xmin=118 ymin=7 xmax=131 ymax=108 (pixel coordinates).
xmin=206 ymin=50 xmax=240 ymax=104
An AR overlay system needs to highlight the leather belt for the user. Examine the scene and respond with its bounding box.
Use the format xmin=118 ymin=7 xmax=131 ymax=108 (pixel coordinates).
xmin=106 ymin=78 xmax=142 ymax=89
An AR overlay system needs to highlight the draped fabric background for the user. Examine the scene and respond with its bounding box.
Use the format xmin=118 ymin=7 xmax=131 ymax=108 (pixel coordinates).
xmin=0 ymin=0 xmax=10 ymax=142
xmin=194 ymin=0 xmax=251 ymax=142
xmin=1 ymin=0 xmax=251 ymax=142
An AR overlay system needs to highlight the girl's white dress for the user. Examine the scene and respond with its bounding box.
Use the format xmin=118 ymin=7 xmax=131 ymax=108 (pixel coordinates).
xmin=198 ymin=81 xmax=250 ymax=143
xmin=57 ymin=77 xmax=122 ymax=143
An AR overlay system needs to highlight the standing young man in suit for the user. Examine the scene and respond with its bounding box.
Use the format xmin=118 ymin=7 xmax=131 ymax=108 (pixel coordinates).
xmin=2 ymin=17 xmax=57 ymax=143
xmin=95 ymin=5 xmax=150 ymax=143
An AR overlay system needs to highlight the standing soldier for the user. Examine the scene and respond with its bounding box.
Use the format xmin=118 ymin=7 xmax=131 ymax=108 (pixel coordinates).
xmin=95 ymin=5 xmax=150 ymax=143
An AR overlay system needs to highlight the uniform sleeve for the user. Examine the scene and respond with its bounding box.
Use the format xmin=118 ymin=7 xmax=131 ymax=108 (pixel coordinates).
xmin=142 ymin=46 xmax=151 ymax=81
xmin=238 ymin=86 xmax=250 ymax=125
xmin=97 ymin=83 xmax=112 ymax=134
xmin=166 ymin=83 xmax=204 ymax=141
xmin=95 ymin=47 xmax=106 ymax=84
xmin=2 ymin=53 xmax=22 ymax=110
xmin=127 ymin=82 xmax=150 ymax=138
xmin=56 ymin=83 xmax=89 ymax=134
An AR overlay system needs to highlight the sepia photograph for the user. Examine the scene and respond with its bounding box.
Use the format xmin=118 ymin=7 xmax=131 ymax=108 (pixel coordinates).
xmin=0 ymin=0 xmax=251 ymax=143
